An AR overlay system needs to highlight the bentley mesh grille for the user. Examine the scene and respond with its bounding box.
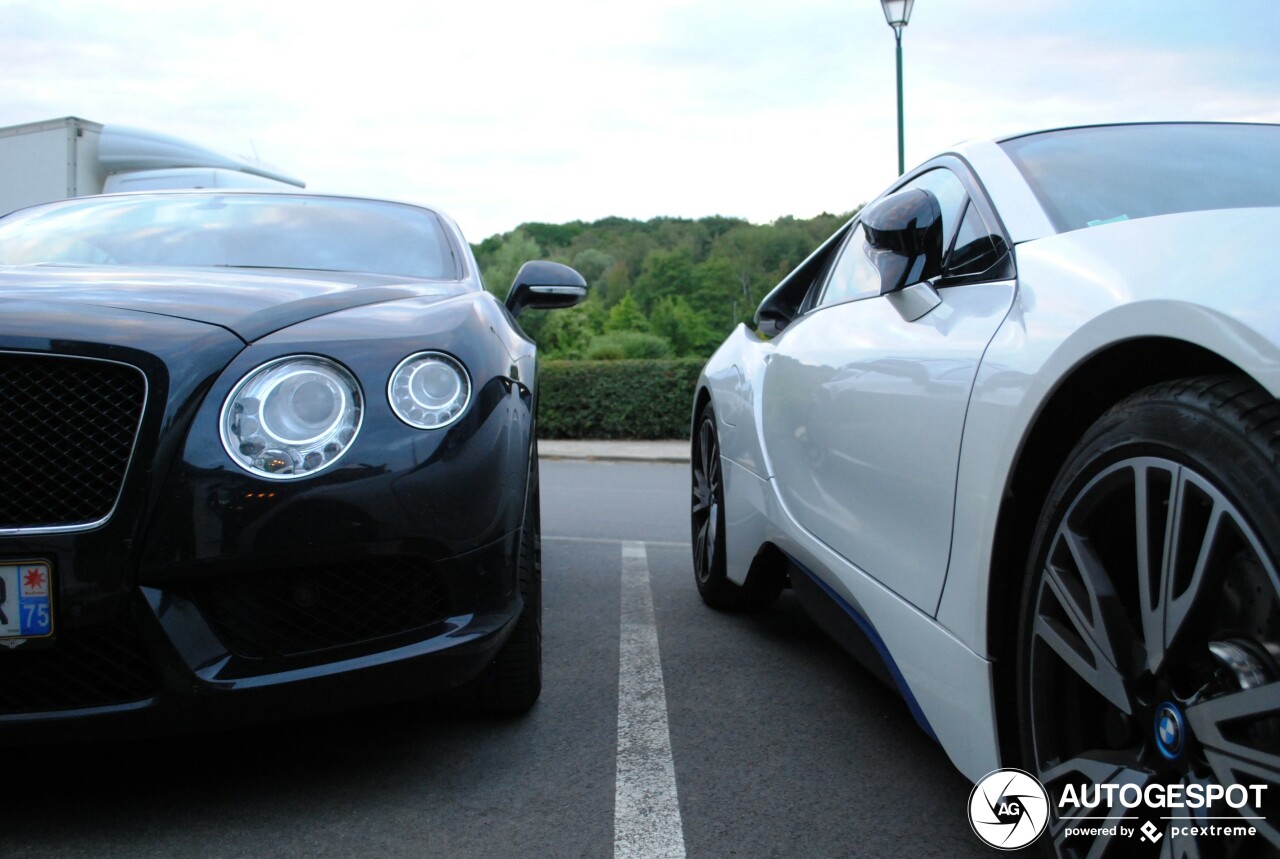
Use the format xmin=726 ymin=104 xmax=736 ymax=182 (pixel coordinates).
xmin=0 ymin=353 xmax=146 ymax=531
xmin=0 ymin=622 xmax=158 ymax=714
xmin=190 ymin=558 xmax=452 ymax=659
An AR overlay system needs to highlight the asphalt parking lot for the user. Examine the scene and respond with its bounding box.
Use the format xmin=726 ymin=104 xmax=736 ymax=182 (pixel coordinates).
xmin=5 ymin=459 xmax=995 ymax=858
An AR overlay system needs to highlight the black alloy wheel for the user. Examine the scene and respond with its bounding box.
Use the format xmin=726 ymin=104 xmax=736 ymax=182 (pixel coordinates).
xmin=691 ymin=403 xmax=779 ymax=611
xmin=1018 ymin=377 xmax=1280 ymax=858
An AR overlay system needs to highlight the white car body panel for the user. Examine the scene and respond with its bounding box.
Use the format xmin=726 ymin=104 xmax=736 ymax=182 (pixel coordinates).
xmin=759 ymin=279 xmax=1015 ymax=612
xmin=703 ymin=326 xmax=773 ymax=481
xmin=938 ymin=207 xmax=1280 ymax=653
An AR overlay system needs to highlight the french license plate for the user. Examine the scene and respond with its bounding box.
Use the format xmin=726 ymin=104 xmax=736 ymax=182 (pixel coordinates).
xmin=0 ymin=561 xmax=53 ymax=640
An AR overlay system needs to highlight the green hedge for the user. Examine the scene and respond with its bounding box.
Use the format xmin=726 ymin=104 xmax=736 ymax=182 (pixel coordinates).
xmin=538 ymin=358 xmax=704 ymax=439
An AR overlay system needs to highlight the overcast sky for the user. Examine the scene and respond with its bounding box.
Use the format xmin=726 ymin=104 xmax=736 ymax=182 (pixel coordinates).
xmin=4 ymin=0 xmax=1279 ymax=240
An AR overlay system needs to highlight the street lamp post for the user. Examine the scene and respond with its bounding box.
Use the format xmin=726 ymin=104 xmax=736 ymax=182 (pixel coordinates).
xmin=880 ymin=0 xmax=914 ymax=176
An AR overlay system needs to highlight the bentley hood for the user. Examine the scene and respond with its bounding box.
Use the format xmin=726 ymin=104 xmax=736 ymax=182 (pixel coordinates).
xmin=0 ymin=265 xmax=471 ymax=342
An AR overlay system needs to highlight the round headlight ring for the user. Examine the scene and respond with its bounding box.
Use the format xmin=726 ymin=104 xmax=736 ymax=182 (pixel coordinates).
xmin=219 ymin=355 xmax=363 ymax=480
xmin=388 ymin=351 xmax=472 ymax=430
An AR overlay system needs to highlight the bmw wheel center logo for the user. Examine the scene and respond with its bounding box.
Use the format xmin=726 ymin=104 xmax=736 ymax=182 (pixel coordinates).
xmin=968 ymin=768 xmax=1050 ymax=850
xmin=1155 ymin=702 xmax=1187 ymax=760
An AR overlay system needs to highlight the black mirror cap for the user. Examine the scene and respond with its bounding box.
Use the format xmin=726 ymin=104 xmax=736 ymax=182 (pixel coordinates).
xmin=505 ymin=260 xmax=588 ymax=318
xmin=861 ymin=188 xmax=944 ymax=294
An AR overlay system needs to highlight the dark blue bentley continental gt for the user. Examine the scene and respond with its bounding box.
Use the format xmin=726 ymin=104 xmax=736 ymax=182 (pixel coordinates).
xmin=0 ymin=191 xmax=585 ymax=739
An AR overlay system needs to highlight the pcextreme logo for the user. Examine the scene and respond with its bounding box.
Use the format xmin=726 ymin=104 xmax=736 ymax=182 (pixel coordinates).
xmin=967 ymin=769 xmax=1271 ymax=851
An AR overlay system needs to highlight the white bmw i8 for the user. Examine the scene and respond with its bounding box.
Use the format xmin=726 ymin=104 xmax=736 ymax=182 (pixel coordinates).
xmin=692 ymin=122 xmax=1280 ymax=857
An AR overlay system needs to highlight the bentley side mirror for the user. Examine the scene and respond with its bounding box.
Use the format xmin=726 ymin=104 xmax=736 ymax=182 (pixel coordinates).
xmin=505 ymin=260 xmax=587 ymax=318
xmin=861 ymin=188 xmax=944 ymax=295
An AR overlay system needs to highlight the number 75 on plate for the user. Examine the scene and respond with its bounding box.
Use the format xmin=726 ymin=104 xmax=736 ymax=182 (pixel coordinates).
xmin=0 ymin=562 xmax=53 ymax=639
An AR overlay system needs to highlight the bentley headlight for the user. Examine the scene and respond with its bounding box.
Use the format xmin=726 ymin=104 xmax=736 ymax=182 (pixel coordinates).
xmin=388 ymin=352 xmax=471 ymax=429
xmin=220 ymin=356 xmax=363 ymax=479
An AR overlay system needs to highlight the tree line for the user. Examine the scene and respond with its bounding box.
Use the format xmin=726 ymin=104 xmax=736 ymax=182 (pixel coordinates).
xmin=472 ymin=211 xmax=854 ymax=360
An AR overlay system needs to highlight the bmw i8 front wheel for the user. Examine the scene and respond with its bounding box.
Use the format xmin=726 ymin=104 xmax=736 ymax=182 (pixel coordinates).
xmin=1018 ymin=376 xmax=1280 ymax=857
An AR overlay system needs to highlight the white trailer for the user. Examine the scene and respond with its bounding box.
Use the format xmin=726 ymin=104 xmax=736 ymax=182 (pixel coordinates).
xmin=0 ymin=116 xmax=304 ymax=215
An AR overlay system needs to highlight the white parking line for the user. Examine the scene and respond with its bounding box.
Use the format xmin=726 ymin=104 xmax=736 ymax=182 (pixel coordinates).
xmin=614 ymin=541 xmax=686 ymax=859
xmin=544 ymin=535 xmax=691 ymax=549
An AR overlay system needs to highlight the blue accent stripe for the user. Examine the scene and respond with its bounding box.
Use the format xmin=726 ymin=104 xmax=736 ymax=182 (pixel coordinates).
xmin=790 ymin=559 xmax=939 ymax=744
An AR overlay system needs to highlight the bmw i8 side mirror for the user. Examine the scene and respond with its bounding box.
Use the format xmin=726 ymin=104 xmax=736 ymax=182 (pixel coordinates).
xmin=861 ymin=188 xmax=944 ymax=295
xmin=505 ymin=260 xmax=588 ymax=318
xmin=756 ymin=306 xmax=790 ymax=337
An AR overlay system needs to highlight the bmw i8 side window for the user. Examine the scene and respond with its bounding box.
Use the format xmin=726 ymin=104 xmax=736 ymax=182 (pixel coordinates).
xmin=943 ymin=199 xmax=1012 ymax=281
xmin=813 ymin=223 xmax=881 ymax=307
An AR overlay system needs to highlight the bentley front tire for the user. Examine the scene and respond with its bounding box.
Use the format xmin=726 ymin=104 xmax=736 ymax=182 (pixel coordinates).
xmin=466 ymin=455 xmax=543 ymax=715
xmin=1017 ymin=376 xmax=1280 ymax=857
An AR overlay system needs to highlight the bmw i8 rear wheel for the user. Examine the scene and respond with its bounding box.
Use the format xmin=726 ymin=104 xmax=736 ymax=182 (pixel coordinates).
xmin=691 ymin=403 xmax=779 ymax=611
xmin=1018 ymin=377 xmax=1280 ymax=857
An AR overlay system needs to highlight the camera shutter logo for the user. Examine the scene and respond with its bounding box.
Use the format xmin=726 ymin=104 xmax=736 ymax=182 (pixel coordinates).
xmin=968 ymin=768 xmax=1050 ymax=850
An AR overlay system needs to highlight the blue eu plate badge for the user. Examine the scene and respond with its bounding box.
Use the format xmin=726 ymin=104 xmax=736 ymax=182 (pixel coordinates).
xmin=0 ymin=562 xmax=53 ymax=640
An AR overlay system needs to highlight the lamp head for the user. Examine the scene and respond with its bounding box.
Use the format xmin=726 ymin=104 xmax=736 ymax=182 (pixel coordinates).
xmin=880 ymin=0 xmax=915 ymax=34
